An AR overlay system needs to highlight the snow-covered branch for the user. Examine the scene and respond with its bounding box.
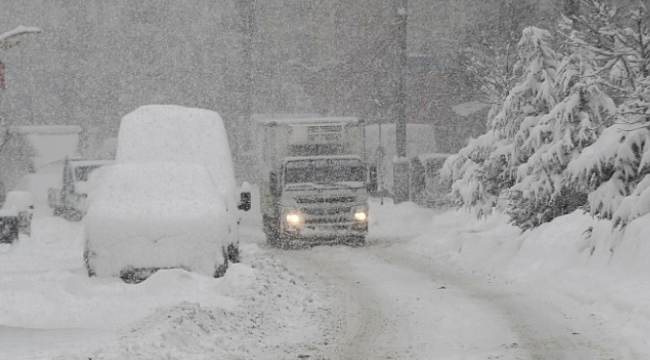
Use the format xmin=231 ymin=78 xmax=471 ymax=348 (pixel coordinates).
xmin=0 ymin=25 xmax=41 ymax=51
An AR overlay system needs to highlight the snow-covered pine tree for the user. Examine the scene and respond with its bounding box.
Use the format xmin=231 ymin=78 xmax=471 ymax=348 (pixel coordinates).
xmin=507 ymin=27 xmax=616 ymax=230
xmin=567 ymin=3 xmax=650 ymax=228
xmin=442 ymin=38 xmax=518 ymax=217
xmin=443 ymin=27 xmax=561 ymax=220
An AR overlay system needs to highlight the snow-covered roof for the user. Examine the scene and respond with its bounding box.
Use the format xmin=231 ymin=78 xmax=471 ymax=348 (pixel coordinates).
xmin=418 ymin=153 xmax=454 ymax=161
xmin=69 ymin=160 xmax=115 ymax=168
xmin=11 ymin=125 xmax=82 ymax=135
xmin=0 ymin=25 xmax=41 ymax=42
xmin=251 ymin=113 xmax=323 ymax=121
xmin=256 ymin=117 xmax=361 ymax=126
xmin=452 ymin=101 xmax=490 ymax=117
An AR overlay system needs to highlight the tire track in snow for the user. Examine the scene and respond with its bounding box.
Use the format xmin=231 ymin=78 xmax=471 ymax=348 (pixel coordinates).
xmin=273 ymin=234 xmax=626 ymax=359
xmin=365 ymin=238 xmax=625 ymax=360
xmin=276 ymin=242 xmax=526 ymax=359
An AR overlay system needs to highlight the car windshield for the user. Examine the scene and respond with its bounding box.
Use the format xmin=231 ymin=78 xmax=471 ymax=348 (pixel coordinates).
xmin=285 ymin=159 xmax=365 ymax=184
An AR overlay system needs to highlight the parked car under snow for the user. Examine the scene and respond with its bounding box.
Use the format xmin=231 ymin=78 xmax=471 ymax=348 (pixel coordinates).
xmin=83 ymin=105 xmax=250 ymax=282
xmin=84 ymin=163 xmax=230 ymax=279
xmin=0 ymin=190 xmax=34 ymax=243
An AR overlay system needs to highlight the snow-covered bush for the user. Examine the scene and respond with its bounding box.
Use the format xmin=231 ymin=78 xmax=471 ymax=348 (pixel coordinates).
xmin=442 ymin=131 xmax=511 ymax=217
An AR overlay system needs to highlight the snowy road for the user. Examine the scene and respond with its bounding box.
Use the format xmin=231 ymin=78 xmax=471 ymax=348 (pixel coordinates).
xmin=0 ymin=199 xmax=642 ymax=359
xmin=268 ymin=235 xmax=627 ymax=359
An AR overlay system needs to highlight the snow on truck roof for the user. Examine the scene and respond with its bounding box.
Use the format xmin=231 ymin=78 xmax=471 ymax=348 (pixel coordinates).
xmin=256 ymin=117 xmax=361 ymax=126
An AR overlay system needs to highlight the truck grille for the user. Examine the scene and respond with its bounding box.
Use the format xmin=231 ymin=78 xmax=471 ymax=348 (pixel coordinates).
xmin=308 ymin=125 xmax=342 ymax=133
xmin=304 ymin=216 xmax=350 ymax=225
xmin=296 ymin=196 xmax=356 ymax=204
xmin=301 ymin=207 xmax=351 ymax=215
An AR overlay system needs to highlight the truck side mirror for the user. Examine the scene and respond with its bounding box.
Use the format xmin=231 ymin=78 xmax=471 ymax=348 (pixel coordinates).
xmin=270 ymin=171 xmax=282 ymax=197
xmin=238 ymin=192 xmax=251 ymax=211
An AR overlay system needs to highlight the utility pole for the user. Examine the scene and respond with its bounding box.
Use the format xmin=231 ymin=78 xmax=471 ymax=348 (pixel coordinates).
xmin=393 ymin=0 xmax=409 ymax=204
xmin=395 ymin=0 xmax=408 ymax=158
xmin=236 ymin=0 xmax=256 ymax=181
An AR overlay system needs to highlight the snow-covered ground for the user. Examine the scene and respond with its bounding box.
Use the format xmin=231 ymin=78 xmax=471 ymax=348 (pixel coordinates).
xmin=406 ymin=205 xmax=650 ymax=358
xmin=2 ymin=196 xmax=649 ymax=359
xmin=0 ymin=208 xmax=333 ymax=359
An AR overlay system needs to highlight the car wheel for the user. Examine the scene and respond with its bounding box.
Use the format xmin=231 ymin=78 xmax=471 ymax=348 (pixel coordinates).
xmin=227 ymin=243 xmax=240 ymax=263
xmin=214 ymin=248 xmax=229 ymax=278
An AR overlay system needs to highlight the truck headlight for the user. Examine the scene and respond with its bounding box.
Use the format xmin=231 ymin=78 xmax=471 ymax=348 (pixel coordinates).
xmin=354 ymin=210 xmax=367 ymax=222
xmin=286 ymin=213 xmax=302 ymax=226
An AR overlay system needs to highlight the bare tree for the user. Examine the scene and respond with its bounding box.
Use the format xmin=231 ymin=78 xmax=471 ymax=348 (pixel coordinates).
xmin=0 ymin=25 xmax=40 ymax=189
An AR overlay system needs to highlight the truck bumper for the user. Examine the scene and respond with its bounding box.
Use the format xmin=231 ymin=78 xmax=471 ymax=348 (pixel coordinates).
xmin=285 ymin=221 xmax=367 ymax=238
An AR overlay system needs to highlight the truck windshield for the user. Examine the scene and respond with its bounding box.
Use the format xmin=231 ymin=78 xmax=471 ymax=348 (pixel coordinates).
xmin=285 ymin=159 xmax=365 ymax=184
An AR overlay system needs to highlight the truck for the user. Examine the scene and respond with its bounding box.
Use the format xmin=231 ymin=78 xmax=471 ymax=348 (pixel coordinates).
xmin=48 ymin=157 xmax=114 ymax=221
xmin=256 ymin=116 xmax=374 ymax=248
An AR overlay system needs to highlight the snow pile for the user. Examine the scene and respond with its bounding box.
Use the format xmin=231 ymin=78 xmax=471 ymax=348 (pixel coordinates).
xmin=85 ymin=162 xmax=228 ymax=277
xmin=368 ymin=198 xmax=438 ymax=240
xmin=0 ymin=211 xmax=332 ymax=360
xmin=52 ymin=244 xmax=329 ymax=360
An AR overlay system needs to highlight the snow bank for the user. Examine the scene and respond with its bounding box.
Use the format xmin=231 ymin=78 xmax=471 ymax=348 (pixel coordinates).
xmin=368 ymin=198 xmax=438 ymax=240
xmin=84 ymin=162 xmax=228 ymax=277
xmin=408 ymin=208 xmax=650 ymax=355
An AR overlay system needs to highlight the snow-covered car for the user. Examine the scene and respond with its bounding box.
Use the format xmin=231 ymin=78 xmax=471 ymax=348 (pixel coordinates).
xmin=84 ymin=105 xmax=250 ymax=281
xmin=84 ymin=162 xmax=230 ymax=279
xmin=0 ymin=190 xmax=35 ymax=243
